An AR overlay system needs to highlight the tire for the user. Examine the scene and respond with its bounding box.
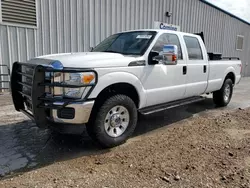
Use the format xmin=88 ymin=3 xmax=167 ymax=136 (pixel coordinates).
xmin=86 ymin=94 xmax=138 ymax=148
xmin=213 ymin=78 xmax=233 ymax=107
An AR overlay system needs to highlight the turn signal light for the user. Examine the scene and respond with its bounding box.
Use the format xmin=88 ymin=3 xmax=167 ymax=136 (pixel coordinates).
xmin=172 ymin=55 xmax=177 ymax=62
xmin=82 ymin=74 xmax=95 ymax=84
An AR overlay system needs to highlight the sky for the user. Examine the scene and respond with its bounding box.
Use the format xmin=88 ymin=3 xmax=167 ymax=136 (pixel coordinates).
xmin=204 ymin=0 xmax=250 ymax=23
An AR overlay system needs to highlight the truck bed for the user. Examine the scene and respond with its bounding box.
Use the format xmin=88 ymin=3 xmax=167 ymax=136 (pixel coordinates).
xmin=206 ymin=59 xmax=241 ymax=93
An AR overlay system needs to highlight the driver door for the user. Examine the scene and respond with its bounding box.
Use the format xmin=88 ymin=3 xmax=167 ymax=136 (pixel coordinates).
xmin=141 ymin=33 xmax=187 ymax=107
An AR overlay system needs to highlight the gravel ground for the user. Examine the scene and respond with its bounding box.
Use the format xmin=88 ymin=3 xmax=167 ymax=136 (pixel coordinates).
xmin=1 ymin=106 xmax=250 ymax=188
xmin=0 ymin=93 xmax=13 ymax=106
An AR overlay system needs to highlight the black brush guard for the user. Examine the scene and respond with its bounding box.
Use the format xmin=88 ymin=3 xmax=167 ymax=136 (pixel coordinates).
xmin=11 ymin=62 xmax=98 ymax=128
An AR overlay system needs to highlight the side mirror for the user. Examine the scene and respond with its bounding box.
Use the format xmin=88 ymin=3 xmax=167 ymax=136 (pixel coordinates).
xmin=148 ymin=51 xmax=160 ymax=65
xmin=153 ymin=45 xmax=178 ymax=65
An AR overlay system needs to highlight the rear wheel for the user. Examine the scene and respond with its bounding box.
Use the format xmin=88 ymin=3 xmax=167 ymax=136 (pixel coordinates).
xmin=86 ymin=94 xmax=138 ymax=148
xmin=213 ymin=78 xmax=233 ymax=107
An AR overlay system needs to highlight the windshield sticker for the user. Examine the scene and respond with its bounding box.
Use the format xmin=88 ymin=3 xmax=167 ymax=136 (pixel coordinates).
xmin=136 ymin=35 xmax=152 ymax=39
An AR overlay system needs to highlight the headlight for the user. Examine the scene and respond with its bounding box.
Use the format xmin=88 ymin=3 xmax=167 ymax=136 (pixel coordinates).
xmin=53 ymin=72 xmax=96 ymax=99
xmin=65 ymin=72 xmax=96 ymax=85
xmin=63 ymin=72 xmax=96 ymax=99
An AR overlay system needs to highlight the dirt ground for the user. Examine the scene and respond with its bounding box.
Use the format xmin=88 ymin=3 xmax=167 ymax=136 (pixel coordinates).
xmin=1 ymin=105 xmax=250 ymax=188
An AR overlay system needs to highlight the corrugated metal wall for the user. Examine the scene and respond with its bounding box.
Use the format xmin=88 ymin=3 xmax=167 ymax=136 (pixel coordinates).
xmin=0 ymin=0 xmax=250 ymax=82
xmin=0 ymin=0 xmax=86 ymax=88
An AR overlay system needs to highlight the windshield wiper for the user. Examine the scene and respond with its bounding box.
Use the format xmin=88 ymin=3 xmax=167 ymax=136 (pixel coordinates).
xmin=104 ymin=50 xmax=139 ymax=56
xmin=104 ymin=50 xmax=121 ymax=54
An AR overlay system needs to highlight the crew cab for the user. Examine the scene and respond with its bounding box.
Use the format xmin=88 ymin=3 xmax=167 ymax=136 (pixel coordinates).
xmin=11 ymin=29 xmax=242 ymax=148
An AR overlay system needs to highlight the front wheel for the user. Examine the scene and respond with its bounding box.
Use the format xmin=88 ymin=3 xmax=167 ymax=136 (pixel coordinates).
xmin=86 ymin=94 xmax=138 ymax=148
xmin=213 ymin=78 xmax=233 ymax=107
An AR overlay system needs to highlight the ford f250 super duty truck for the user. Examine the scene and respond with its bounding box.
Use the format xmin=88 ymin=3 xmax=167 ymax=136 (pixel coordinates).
xmin=11 ymin=29 xmax=242 ymax=148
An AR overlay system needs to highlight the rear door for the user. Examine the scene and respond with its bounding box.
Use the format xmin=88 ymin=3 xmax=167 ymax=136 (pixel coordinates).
xmin=183 ymin=35 xmax=209 ymax=97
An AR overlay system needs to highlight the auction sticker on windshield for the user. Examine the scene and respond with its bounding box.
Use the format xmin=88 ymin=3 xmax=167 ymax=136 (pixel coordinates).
xmin=136 ymin=35 xmax=152 ymax=39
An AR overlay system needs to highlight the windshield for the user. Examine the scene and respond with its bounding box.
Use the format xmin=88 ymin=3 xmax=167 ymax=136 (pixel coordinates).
xmin=92 ymin=31 xmax=157 ymax=55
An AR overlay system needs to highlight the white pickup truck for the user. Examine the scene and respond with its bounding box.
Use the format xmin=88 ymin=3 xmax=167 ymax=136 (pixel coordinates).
xmin=11 ymin=29 xmax=242 ymax=148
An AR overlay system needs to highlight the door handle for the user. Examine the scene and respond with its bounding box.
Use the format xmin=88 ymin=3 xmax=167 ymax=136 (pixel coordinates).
xmin=183 ymin=66 xmax=187 ymax=75
xmin=203 ymin=65 xmax=207 ymax=73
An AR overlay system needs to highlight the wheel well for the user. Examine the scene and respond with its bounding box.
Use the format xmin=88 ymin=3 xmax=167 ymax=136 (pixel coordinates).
xmin=225 ymin=72 xmax=235 ymax=85
xmin=93 ymin=83 xmax=139 ymax=109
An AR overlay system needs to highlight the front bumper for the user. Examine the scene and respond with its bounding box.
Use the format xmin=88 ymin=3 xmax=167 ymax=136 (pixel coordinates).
xmin=11 ymin=61 xmax=97 ymax=128
xmin=51 ymin=100 xmax=94 ymax=124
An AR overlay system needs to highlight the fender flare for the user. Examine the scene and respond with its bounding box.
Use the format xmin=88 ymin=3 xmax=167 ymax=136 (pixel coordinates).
xmin=89 ymin=72 xmax=147 ymax=108
xmin=223 ymin=66 xmax=236 ymax=83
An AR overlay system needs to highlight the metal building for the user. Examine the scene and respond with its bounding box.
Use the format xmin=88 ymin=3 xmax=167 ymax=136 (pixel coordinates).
xmin=0 ymin=0 xmax=250 ymax=88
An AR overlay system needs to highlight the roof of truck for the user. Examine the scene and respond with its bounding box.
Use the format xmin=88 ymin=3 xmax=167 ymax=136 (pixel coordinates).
xmin=119 ymin=29 xmax=198 ymax=37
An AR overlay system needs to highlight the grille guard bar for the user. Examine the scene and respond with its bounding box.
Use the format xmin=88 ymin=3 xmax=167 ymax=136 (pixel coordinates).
xmin=11 ymin=61 xmax=98 ymax=128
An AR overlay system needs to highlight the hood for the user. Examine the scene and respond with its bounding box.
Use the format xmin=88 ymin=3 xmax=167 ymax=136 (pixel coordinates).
xmin=28 ymin=52 xmax=139 ymax=68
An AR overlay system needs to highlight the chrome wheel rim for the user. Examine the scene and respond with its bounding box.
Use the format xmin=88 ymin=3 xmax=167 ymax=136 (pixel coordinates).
xmin=224 ymin=84 xmax=231 ymax=102
xmin=104 ymin=105 xmax=130 ymax=138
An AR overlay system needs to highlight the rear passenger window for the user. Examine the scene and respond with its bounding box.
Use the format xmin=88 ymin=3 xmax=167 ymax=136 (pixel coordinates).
xmin=184 ymin=36 xmax=203 ymax=60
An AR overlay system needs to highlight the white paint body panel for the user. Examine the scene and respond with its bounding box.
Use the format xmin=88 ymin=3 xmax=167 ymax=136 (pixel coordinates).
xmin=36 ymin=52 xmax=137 ymax=68
xmin=30 ymin=29 xmax=242 ymax=109
xmin=206 ymin=61 xmax=242 ymax=93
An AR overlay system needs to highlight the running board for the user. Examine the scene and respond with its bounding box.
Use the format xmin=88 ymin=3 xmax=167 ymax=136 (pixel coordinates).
xmin=139 ymin=96 xmax=206 ymax=115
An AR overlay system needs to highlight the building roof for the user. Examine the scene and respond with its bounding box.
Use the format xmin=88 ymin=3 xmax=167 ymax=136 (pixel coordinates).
xmin=200 ymin=0 xmax=250 ymax=26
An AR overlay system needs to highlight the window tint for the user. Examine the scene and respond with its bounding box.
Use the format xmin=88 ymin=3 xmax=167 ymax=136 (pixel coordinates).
xmin=92 ymin=31 xmax=156 ymax=55
xmin=184 ymin=36 xmax=203 ymax=60
xmin=152 ymin=33 xmax=183 ymax=59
